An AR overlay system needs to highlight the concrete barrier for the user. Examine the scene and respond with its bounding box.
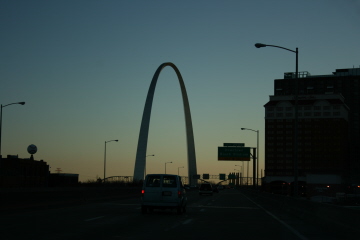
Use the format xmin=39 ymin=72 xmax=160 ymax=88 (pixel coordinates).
xmin=1 ymin=187 xmax=141 ymax=212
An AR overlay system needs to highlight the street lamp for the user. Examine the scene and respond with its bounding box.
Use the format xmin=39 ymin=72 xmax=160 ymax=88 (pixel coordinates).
xmin=165 ymin=161 xmax=172 ymax=174
xmin=178 ymin=166 xmax=184 ymax=176
xmin=0 ymin=101 xmax=26 ymax=157
xmin=104 ymin=139 xmax=118 ymax=182
xmin=241 ymin=128 xmax=259 ymax=187
xmin=235 ymin=165 xmax=242 ymax=185
xmin=255 ymin=42 xmax=299 ymax=197
xmin=144 ymin=154 xmax=155 ymax=176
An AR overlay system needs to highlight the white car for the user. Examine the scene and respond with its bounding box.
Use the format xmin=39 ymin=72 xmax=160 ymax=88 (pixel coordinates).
xmin=141 ymin=174 xmax=187 ymax=214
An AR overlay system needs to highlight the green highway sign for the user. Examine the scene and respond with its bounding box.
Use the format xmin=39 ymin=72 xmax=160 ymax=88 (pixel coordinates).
xmin=228 ymin=174 xmax=236 ymax=179
xmin=218 ymin=146 xmax=251 ymax=161
xmin=224 ymin=143 xmax=245 ymax=147
xmin=219 ymin=173 xmax=226 ymax=180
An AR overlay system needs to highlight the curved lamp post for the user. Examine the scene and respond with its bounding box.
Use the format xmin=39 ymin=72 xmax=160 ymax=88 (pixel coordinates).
xmin=104 ymin=139 xmax=118 ymax=181
xmin=0 ymin=101 xmax=26 ymax=157
xmin=241 ymin=128 xmax=259 ymax=187
xmin=165 ymin=161 xmax=172 ymax=174
xmin=255 ymin=42 xmax=299 ymax=197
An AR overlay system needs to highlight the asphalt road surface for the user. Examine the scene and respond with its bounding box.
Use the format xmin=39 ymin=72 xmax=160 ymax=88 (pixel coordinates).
xmin=1 ymin=188 xmax=353 ymax=240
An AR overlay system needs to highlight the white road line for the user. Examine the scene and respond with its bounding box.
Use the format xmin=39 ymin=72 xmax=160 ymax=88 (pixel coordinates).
xmin=182 ymin=219 xmax=193 ymax=225
xmin=193 ymin=205 xmax=258 ymax=209
xmin=241 ymin=193 xmax=309 ymax=240
xmin=84 ymin=216 xmax=105 ymax=222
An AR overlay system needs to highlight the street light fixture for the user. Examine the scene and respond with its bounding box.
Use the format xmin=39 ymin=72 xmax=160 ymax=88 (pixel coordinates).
xmin=144 ymin=154 xmax=155 ymax=176
xmin=178 ymin=166 xmax=184 ymax=176
xmin=241 ymin=128 xmax=259 ymax=187
xmin=255 ymin=42 xmax=299 ymax=197
xmin=0 ymin=101 xmax=26 ymax=157
xmin=165 ymin=161 xmax=172 ymax=174
xmin=104 ymin=139 xmax=118 ymax=182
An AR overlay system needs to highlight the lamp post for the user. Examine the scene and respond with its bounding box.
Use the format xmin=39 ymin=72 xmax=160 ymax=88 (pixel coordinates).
xmin=235 ymin=165 xmax=242 ymax=185
xmin=0 ymin=102 xmax=26 ymax=157
xmin=104 ymin=139 xmax=118 ymax=182
xmin=241 ymin=128 xmax=259 ymax=187
xmin=178 ymin=166 xmax=184 ymax=176
xmin=144 ymin=154 xmax=155 ymax=176
xmin=165 ymin=161 xmax=172 ymax=174
xmin=255 ymin=42 xmax=299 ymax=197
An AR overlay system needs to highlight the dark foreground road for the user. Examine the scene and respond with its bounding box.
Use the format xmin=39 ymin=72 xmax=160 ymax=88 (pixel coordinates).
xmin=1 ymin=188 xmax=359 ymax=240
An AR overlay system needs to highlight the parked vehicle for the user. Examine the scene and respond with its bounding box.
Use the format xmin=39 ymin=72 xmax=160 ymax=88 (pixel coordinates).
xmin=199 ymin=183 xmax=213 ymax=195
xmin=141 ymin=174 xmax=187 ymax=214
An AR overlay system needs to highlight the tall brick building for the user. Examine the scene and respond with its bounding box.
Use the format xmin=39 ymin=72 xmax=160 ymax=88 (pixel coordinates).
xmin=263 ymin=68 xmax=360 ymax=195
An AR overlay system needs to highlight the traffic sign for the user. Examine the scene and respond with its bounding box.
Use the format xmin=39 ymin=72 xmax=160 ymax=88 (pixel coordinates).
xmin=224 ymin=143 xmax=245 ymax=147
xmin=219 ymin=174 xmax=226 ymax=180
xmin=218 ymin=146 xmax=251 ymax=161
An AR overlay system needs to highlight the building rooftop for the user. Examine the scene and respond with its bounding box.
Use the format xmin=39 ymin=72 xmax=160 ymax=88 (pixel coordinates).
xmin=284 ymin=67 xmax=360 ymax=79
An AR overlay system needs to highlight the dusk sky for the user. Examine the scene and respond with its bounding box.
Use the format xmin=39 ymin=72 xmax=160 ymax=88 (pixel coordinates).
xmin=1 ymin=0 xmax=359 ymax=182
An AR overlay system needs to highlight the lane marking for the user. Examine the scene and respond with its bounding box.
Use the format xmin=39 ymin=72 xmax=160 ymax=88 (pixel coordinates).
xmin=191 ymin=205 xmax=258 ymax=209
xmin=241 ymin=193 xmax=309 ymax=240
xmin=182 ymin=219 xmax=192 ymax=225
xmin=84 ymin=216 xmax=105 ymax=222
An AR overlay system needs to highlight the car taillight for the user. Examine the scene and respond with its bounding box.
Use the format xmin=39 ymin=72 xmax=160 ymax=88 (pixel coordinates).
xmin=178 ymin=190 xmax=182 ymax=198
xmin=141 ymin=189 xmax=145 ymax=196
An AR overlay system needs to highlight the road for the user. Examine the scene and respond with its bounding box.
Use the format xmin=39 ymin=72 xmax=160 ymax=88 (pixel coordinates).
xmin=1 ymin=188 xmax=353 ymax=240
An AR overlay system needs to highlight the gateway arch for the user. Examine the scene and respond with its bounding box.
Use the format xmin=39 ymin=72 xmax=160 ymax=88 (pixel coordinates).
xmin=133 ymin=62 xmax=198 ymax=186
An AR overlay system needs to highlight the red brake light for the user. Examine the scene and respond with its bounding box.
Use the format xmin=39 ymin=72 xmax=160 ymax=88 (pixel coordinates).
xmin=178 ymin=190 xmax=182 ymax=198
xmin=141 ymin=189 xmax=145 ymax=195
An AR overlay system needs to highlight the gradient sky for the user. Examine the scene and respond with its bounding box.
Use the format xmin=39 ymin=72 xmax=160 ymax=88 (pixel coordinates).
xmin=1 ymin=0 xmax=360 ymax=182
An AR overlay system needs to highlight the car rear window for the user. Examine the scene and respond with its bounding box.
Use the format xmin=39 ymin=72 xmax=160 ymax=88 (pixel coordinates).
xmin=146 ymin=175 xmax=161 ymax=187
xmin=162 ymin=176 xmax=177 ymax=188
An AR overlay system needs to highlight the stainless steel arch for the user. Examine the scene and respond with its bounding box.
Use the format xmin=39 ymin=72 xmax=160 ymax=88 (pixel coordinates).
xmin=133 ymin=62 xmax=197 ymax=185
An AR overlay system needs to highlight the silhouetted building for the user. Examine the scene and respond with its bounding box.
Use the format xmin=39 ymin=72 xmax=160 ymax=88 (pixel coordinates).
xmin=49 ymin=173 xmax=79 ymax=187
xmin=264 ymin=67 xmax=360 ymax=196
xmin=0 ymin=155 xmax=50 ymax=187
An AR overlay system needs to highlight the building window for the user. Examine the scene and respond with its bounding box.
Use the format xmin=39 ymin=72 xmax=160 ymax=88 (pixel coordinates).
xmin=314 ymin=112 xmax=321 ymax=116
xmin=276 ymin=107 xmax=283 ymax=111
xmin=268 ymin=107 xmax=275 ymax=112
xmin=314 ymin=106 xmax=321 ymax=110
